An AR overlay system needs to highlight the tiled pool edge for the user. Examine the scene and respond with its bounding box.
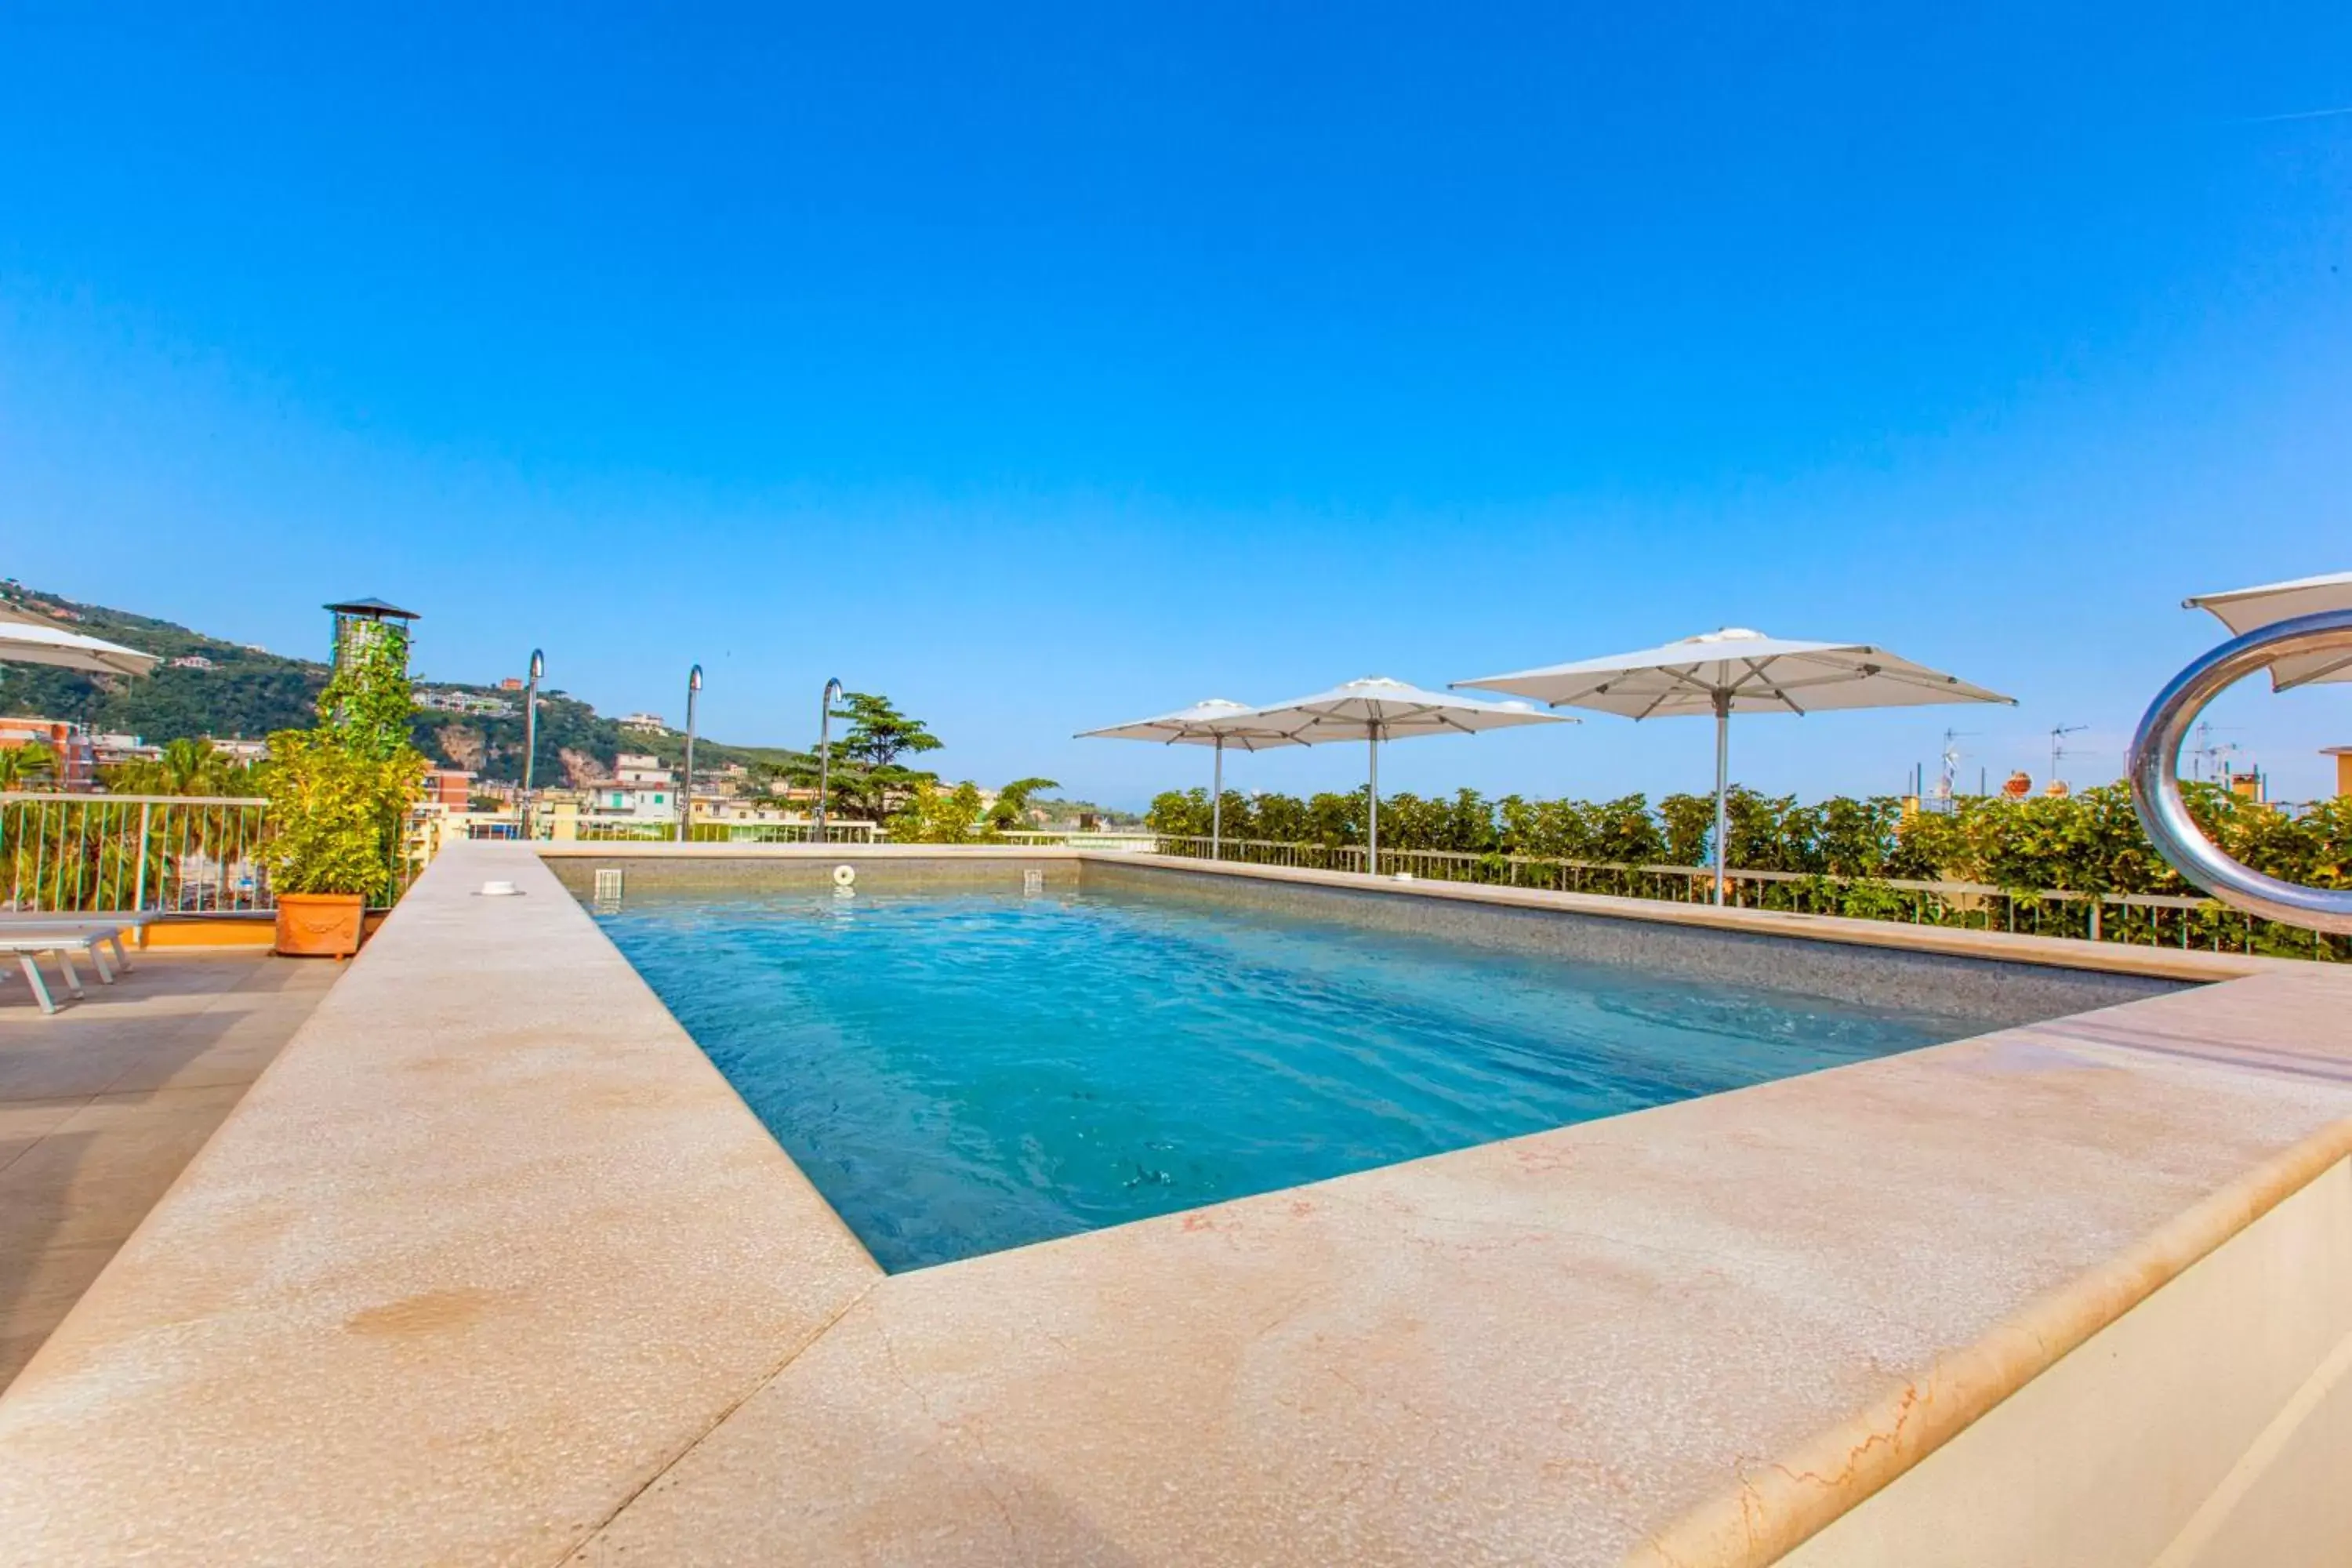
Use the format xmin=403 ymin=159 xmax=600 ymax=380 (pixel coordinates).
xmin=2 ymin=841 xmax=2347 ymax=1566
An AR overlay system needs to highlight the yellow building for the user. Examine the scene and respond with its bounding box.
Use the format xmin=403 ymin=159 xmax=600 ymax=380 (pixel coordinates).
xmin=2325 ymin=746 xmax=2352 ymax=799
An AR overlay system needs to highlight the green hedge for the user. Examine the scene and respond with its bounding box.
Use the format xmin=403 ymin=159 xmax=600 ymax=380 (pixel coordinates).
xmin=1145 ymin=781 xmax=2352 ymax=959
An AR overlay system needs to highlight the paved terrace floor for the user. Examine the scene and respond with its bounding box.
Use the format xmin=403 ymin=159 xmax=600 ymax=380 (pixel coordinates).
xmin=0 ymin=952 xmax=339 ymax=1388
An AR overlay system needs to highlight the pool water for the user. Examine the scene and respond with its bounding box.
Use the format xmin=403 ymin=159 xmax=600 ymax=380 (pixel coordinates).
xmin=596 ymin=887 xmax=1975 ymax=1271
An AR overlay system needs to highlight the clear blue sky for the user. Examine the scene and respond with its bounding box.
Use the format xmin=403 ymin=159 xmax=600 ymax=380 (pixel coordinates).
xmin=3 ymin=5 xmax=2347 ymax=807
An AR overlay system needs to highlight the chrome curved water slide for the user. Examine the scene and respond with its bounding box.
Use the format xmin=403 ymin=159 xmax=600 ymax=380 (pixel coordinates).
xmin=2126 ymin=572 xmax=2352 ymax=935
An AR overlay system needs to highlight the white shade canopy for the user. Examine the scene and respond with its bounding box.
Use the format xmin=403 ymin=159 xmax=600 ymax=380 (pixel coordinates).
xmin=1454 ymin=628 xmax=2014 ymax=717
xmin=0 ymin=605 xmax=160 ymax=678
xmin=2185 ymin=572 xmax=2352 ymax=691
xmin=1241 ymin=676 xmax=1570 ymax=741
xmin=1075 ymin=698 xmax=1308 ymax=751
xmin=1076 ymin=697 xmax=1311 ymax=859
xmin=1236 ymin=677 xmax=1569 ymax=877
xmin=1456 ymin=629 xmax=2009 ymax=906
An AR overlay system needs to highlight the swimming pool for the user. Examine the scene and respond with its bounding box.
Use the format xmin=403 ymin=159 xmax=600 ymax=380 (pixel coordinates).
xmin=593 ymin=878 xmax=1987 ymax=1271
xmin=588 ymin=888 xmax=1985 ymax=1269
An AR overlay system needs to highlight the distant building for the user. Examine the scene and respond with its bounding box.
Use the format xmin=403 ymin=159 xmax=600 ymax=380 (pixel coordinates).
xmin=614 ymin=753 xmax=673 ymax=786
xmin=420 ymin=768 xmax=476 ymax=811
xmin=2326 ymin=747 xmax=2352 ymax=800
xmin=695 ymin=795 xmax=799 ymax=824
xmin=497 ymin=677 xmax=524 ymax=691
xmin=590 ymin=753 xmax=678 ymax=821
xmin=169 ymin=654 xmax=216 ymax=671
xmin=416 ymin=688 xmax=517 ymax=718
xmin=0 ymin=717 xmax=98 ymax=791
xmin=208 ymin=736 xmax=270 ymax=764
xmin=90 ymin=731 xmax=162 ymax=765
xmin=619 ymin=712 xmax=669 ymax=732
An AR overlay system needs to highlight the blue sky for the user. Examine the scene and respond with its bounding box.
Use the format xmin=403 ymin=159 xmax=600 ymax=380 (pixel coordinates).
xmin=3 ymin=5 xmax=2347 ymax=807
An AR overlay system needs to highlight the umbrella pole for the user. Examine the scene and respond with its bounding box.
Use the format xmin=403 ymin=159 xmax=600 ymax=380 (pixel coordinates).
xmin=1367 ymin=729 xmax=1380 ymax=877
xmin=1712 ymin=691 xmax=1730 ymax=906
xmin=1211 ymin=738 xmax=1223 ymax=862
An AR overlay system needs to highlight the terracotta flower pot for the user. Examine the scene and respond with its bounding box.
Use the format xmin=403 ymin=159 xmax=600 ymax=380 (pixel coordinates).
xmin=274 ymin=892 xmax=366 ymax=958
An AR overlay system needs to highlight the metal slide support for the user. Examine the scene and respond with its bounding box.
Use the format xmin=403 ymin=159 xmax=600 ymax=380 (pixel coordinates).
xmin=2127 ymin=608 xmax=2352 ymax=935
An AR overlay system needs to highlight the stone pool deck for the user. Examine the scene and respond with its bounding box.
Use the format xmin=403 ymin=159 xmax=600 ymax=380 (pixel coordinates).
xmin=0 ymin=951 xmax=338 ymax=1391
xmin=0 ymin=843 xmax=2346 ymax=1565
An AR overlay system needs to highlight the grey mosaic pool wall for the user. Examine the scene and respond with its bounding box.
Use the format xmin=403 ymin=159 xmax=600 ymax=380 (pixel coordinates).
xmin=1079 ymin=860 xmax=2189 ymax=1027
xmin=543 ymin=855 xmax=1079 ymax=901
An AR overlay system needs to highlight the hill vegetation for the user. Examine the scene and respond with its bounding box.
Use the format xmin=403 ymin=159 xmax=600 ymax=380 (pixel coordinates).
xmin=0 ymin=580 xmax=804 ymax=784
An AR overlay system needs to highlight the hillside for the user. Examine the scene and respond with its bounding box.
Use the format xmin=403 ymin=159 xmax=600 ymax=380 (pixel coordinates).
xmin=0 ymin=580 xmax=806 ymax=785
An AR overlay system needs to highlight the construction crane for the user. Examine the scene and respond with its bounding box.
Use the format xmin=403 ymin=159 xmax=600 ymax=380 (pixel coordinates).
xmin=2188 ymin=720 xmax=2241 ymax=782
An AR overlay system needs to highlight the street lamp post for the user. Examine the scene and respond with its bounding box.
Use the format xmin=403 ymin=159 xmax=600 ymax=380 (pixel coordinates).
xmin=814 ymin=677 xmax=844 ymax=844
xmin=677 ymin=663 xmax=703 ymax=844
xmin=522 ymin=648 xmax=543 ymax=837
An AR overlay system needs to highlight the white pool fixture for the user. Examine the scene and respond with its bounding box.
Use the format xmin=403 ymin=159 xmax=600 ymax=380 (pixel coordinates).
xmin=833 ymin=864 xmax=857 ymax=888
xmin=1394 ymin=871 xmax=1416 ymax=882
xmin=1023 ymin=869 xmax=1045 ymax=895
xmin=478 ymin=880 xmax=521 ymax=898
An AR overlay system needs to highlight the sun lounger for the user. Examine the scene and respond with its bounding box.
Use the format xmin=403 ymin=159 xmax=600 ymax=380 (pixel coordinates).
xmin=0 ymin=926 xmax=126 ymax=1015
xmin=0 ymin=913 xmax=144 ymax=974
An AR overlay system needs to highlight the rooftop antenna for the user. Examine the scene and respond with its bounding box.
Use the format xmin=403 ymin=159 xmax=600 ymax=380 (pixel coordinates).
xmin=1936 ymin=728 xmax=1976 ymax=800
xmin=2049 ymin=724 xmax=2088 ymax=787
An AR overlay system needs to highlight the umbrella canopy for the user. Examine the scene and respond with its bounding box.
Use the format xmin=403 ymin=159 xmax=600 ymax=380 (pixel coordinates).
xmin=1455 ymin=627 xmax=2013 ymax=718
xmin=1238 ymin=677 xmax=1570 ymax=873
xmin=1076 ymin=698 xmax=1301 ymax=751
xmin=1457 ymin=629 xmax=2012 ymax=903
xmin=1076 ymin=699 xmax=1307 ymax=856
xmin=2184 ymin=572 xmax=2352 ymax=691
xmin=0 ymin=605 xmax=161 ymax=678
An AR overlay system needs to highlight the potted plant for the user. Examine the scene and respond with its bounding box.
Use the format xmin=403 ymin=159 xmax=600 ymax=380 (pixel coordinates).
xmin=261 ymin=621 xmax=426 ymax=956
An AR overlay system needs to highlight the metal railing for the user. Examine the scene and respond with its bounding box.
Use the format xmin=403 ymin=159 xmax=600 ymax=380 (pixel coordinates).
xmin=1 ymin=793 xmax=274 ymax=914
xmin=1139 ymin=836 xmax=2341 ymax=960
xmin=993 ymin=829 xmax=1159 ymax=851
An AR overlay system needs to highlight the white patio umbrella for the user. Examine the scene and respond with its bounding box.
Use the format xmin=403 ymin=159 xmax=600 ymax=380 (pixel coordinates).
xmin=2185 ymin=571 xmax=2352 ymax=690
xmin=1457 ymin=629 xmax=2013 ymax=904
xmin=0 ymin=604 xmax=160 ymax=678
xmin=1076 ymin=699 xmax=1305 ymax=858
xmin=1239 ymin=677 xmax=1570 ymax=875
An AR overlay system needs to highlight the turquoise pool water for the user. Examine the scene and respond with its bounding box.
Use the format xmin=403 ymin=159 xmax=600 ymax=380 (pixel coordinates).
xmin=596 ymin=887 xmax=1974 ymax=1271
